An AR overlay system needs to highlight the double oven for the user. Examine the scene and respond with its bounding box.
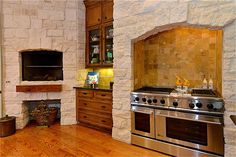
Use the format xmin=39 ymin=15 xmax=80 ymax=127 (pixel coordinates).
xmin=130 ymin=87 xmax=224 ymax=157
xmin=131 ymin=105 xmax=224 ymax=156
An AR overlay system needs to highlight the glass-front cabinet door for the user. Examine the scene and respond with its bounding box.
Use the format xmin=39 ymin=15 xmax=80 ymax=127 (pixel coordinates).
xmin=86 ymin=24 xmax=113 ymax=67
xmin=87 ymin=27 xmax=101 ymax=65
xmin=103 ymin=24 xmax=113 ymax=65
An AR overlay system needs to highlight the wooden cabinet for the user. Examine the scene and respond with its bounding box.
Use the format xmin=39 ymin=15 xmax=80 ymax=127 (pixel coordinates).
xmin=103 ymin=1 xmax=113 ymax=23
xmin=84 ymin=0 xmax=113 ymax=68
xmin=86 ymin=4 xmax=101 ymax=27
xmin=76 ymin=88 xmax=112 ymax=133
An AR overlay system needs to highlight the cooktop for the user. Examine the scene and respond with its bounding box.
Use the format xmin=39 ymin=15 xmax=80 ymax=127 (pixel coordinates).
xmin=134 ymin=86 xmax=174 ymax=94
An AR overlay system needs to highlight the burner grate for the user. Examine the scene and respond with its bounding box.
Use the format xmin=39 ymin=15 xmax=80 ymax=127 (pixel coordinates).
xmin=191 ymin=89 xmax=216 ymax=97
xmin=135 ymin=87 xmax=174 ymax=94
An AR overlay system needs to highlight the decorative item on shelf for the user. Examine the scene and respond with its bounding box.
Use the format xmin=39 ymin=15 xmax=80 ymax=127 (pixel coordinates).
xmin=106 ymin=50 xmax=113 ymax=63
xmin=92 ymin=45 xmax=99 ymax=54
xmin=87 ymin=72 xmax=99 ymax=88
xmin=30 ymin=100 xmax=58 ymax=127
xmin=91 ymin=35 xmax=99 ymax=42
xmin=108 ymin=28 xmax=113 ymax=38
xmin=106 ymin=28 xmax=113 ymax=38
xmin=91 ymin=58 xmax=98 ymax=64
xmin=175 ymin=75 xmax=182 ymax=91
xmin=202 ymin=75 xmax=208 ymax=89
xmin=208 ymin=75 xmax=213 ymax=89
xmin=182 ymin=78 xmax=190 ymax=93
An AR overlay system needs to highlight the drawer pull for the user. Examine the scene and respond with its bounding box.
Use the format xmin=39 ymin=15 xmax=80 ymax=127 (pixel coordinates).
xmin=101 ymin=94 xmax=106 ymax=96
xmin=83 ymin=116 xmax=87 ymax=118
xmin=101 ymin=120 xmax=106 ymax=123
xmin=82 ymin=93 xmax=87 ymax=95
xmin=83 ymin=103 xmax=87 ymax=106
xmin=101 ymin=106 xmax=106 ymax=108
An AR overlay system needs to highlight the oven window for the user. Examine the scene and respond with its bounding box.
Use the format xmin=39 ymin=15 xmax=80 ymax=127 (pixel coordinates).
xmin=134 ymin=112 xmax=150 ymax=133
xmin=166 ymin=118 xmax=207 ymax=145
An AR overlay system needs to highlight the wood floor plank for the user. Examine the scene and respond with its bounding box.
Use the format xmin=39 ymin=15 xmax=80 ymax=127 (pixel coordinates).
xmin=0 ymin=123 xmax=170 ymax=157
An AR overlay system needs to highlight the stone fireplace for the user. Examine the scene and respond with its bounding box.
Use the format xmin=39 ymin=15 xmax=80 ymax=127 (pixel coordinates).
xmin=1 ymin=0 xmax=85 ymax=129
xmin=112 ymin=1 xmax=236 ymax=156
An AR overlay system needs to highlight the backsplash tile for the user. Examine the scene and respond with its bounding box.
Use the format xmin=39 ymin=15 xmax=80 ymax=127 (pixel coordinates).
xmin=134 ymin=27 xmax=222 ymax=94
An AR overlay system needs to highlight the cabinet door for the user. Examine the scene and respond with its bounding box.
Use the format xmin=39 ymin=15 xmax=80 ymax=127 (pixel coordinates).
xmin=86 ymin=4 xmax=101 ymax=27
xmin=102 ymin=24 xmax=113 ymax=65
xmin=103 ymin=1 xmax=113 ymax=23
xmin=86 ymin=27 xmax=102 ymax=67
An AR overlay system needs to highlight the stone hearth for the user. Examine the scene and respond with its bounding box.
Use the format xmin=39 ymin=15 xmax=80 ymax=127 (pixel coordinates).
xmin=112 ymin=1 xmax=236 ymax=157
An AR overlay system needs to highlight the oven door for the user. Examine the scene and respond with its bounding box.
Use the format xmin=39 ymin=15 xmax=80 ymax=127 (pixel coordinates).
xmin=155 ymin=109 xmax=224 ymax=155
xmin=131 ymin=105 xmax=155 ymax=138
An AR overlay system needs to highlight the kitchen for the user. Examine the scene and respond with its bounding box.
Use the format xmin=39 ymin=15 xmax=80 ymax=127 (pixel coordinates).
xmin=0 ymin=0 xmax=236 ymax=157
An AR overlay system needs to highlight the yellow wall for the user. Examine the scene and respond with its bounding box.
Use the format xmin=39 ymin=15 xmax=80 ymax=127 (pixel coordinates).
xmin=134 ymin=27 xmax=222 ymax=94
xmin=77 ymin=68 xmax=114 ymax=88
xmin=94 ymin=68 xmax=114 ymax=87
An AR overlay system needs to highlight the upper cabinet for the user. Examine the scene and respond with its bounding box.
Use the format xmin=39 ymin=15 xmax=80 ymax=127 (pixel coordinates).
xmin=102 ymin=1 xmax=113 ymax=23
xmin=84 ymin=0 xmax=114 ymax=68
xmin=86 ymin=4 xmax=102 ymax=27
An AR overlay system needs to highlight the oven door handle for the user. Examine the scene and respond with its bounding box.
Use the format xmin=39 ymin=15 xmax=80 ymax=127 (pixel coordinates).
xmin=131 ymin=106 xmax=154 ymax=115
xmin=155 ymin=110 xmax=222 ymax=125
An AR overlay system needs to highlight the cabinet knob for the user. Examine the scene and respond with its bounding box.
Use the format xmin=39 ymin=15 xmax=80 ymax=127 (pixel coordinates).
xmin=83 ymin=116 xmax=87 ymax=118
xmin=101 ymin=106 xmax=106 ymax=108
xmin=101 ymin=120 xmax=106 ymax=123
xmin=104 ymin=16 xmax=107 ymax=19
xmin=83 ymin=103 xmax=87 ymax=106
xmin=101 ymin=94 xmax=106 ymax=96
xmin=82 ymin=93 xmax=87 ymax=95
xmin=98 ymin=18 xmax=100 ymax=21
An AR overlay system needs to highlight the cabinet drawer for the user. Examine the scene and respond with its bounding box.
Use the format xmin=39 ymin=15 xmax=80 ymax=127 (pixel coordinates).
xmin=94 ymin=91 xmax=112 ymax=100
xmin=78 ymin=112 xmax=112 ymax=128
xmin=78 ymin=100 xmax=112 ymax=112
xmin=77 ymin=90 xmax=93 ymax=98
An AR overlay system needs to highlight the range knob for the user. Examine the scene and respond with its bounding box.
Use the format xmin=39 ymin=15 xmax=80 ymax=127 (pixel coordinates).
xmin=142 ymin=98 xmax=146 ymax=102
xmin=160 ymin=99 xmax=165 ymax=104
xmin=189 ymin=103 xmax=195 ymax=109
xmin=153 ymin=99 xmax=157 ymax=103
xmin=207 ymin=103 xmax=214 ymax=110
xmin=147 ymin=99 xmax=152 ymax=104
xmin=173 ymin=102 xmax=178 ymax=107
xmin=196 ymin=102 xmax=202 ymax=108
xmin=134 ymin=97 xmax=139 ymax=102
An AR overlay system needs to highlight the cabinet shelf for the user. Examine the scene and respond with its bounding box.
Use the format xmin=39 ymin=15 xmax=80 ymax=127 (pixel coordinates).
xmin=90 ymin=40 xmax=100 ymax=43
xmin=105 ymin=37 xmax=113 ymax=40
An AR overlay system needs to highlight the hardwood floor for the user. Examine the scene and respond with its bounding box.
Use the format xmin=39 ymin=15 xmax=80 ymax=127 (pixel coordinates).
xmin=0 ymin=122 xmax=170 ymax=157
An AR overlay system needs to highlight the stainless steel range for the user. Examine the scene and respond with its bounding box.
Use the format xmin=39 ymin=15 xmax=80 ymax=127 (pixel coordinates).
xmin=131 ymin=87 xmax=224 ymax=157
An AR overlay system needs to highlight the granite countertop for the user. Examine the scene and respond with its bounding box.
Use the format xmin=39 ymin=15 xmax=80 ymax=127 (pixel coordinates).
xmin=74 ymin=85 xmax=112 ymax=91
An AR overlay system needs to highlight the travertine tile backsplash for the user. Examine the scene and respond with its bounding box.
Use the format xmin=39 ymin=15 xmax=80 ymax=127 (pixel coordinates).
xmin=134 ymin=27 xmax=222 ymax=94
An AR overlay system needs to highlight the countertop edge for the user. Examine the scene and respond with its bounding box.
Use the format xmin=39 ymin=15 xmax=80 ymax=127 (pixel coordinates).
xmin=73 ymin=86 xmax=112 ymax=92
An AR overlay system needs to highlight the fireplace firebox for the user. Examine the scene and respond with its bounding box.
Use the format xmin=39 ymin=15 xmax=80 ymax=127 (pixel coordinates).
xmin=21 ymin=50 xmax=63 ymax=81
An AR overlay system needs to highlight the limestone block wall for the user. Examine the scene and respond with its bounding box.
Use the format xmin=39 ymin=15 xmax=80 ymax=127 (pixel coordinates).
xmin=113 ymin=1 xmax=236 ymax=156
xmin=1 ymin=0 xmax=85 ymax=128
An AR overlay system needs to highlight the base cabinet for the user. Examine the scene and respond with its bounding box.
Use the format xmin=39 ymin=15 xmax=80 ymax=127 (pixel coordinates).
xmin=76 ymin=89 xmax=112 ymax=133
